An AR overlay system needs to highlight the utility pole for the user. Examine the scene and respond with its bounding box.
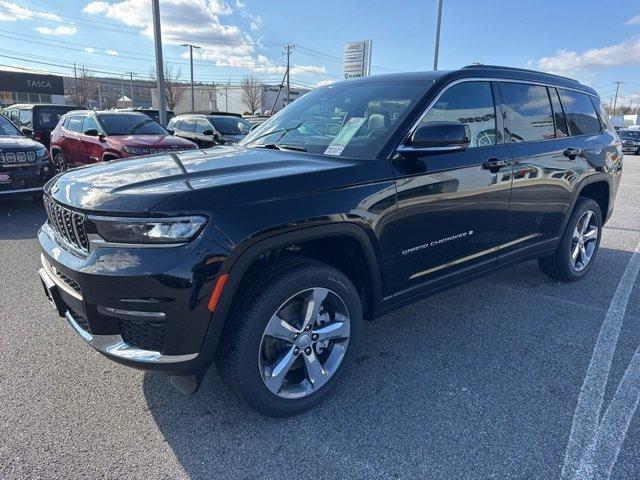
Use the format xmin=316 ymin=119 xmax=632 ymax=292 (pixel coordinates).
xmin=182 ymin=43 xmax=201 ymax=112
xmin=433 ymin=0 xmax=443 ymax=70
xmin=152 ymin=0 xmax=167 ymax=126
xmin=225 ymin=79 xmax=229 ymax=111
xmin=612 ymin=81 xmax=623 ymax=116
xmin=124 ymin=72 xmax=136 ymax=107
xmin=97 ymin=84 xmax=102 ymax=109
xmin=284 ymin=44 xmax=294 ymax=106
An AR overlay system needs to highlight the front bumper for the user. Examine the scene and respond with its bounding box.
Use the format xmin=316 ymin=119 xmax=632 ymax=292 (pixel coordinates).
xmin=38 ymin=222 xmax=228 ymax=374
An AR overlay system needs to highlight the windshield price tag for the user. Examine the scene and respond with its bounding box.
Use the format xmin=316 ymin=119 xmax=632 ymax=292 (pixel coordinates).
xmin=323 ymin=117 xmax=366 ymax=156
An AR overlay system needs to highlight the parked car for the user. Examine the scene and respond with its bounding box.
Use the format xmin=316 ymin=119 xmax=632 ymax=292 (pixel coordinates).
xmin=0 ymin=113 xmax=52 ymax=199
xmin=619 ymin=129 xmax=640 ymax=154
xmin=38 ymin=65 xmax=622 ymax=416
xmin=2 ymin=103 xmax=80 ymax=149
xmin=49 ymin=110 xmax=197 ymax=172
xmin=168 ymin=113 xmax=253 ymax=147
xmin=116 ymin=108 xmax=175 ymax=126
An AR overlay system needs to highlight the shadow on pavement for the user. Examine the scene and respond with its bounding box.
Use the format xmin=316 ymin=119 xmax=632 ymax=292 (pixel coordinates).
xmin=143 ymin=246 xmax=640 ymax=479
xmin=0 ymin=197 xmax=46 ymax=240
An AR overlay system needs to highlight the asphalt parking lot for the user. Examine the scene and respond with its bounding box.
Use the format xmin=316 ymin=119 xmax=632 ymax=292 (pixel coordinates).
xmin=1 ymin=156 xmax=639 ymax=480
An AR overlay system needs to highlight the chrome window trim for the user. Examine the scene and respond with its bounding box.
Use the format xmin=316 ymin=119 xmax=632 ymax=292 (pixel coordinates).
xmin=401 ymin=77 xmax=601 ymax=149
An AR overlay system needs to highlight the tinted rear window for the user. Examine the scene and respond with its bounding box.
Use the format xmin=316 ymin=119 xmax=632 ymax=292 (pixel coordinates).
xmin=209 ymin=116 xmax=252 ymax=135
xmin=558 ymin=89 xmax=601 ymax=136
xmin=620 ymin=130 xmax=640 ymax=140
xmin=36 ymin=108 xmax=72 ymax=130
xmin=501 ymin=82 xmax=555 ymax=142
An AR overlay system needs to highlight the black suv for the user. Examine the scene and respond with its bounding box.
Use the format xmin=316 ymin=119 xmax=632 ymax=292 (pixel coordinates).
xmin=3 ymin=103 xmax=80 ymax=149
xmin=0 ymin=114 xmax=52 ymax=198
xmin=38 ymin=66 xmax=623 ymax=416
xmin=168 ymin=113 xmax=253 ymax=147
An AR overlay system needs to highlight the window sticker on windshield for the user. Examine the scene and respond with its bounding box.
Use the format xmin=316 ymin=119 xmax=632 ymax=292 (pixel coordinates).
xmin=323 ymin=117 xmax=366 ymax=156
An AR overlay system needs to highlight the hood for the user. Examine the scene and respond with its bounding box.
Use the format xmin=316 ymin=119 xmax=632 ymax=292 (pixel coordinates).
xmin=107 ymin=134 xmax=196 ymax=148
xmin=0 ymin=136 xmax=44 ymax=152
xmin=45 ymin=146 xmax=355 ymax=213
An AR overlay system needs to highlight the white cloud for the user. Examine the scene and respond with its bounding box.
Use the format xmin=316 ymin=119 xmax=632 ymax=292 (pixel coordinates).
xmin=35 ymin=25 xmax=77 ymax=35
xmin=106 ymin=49 xmax=118 ymax=56
xmin=530 ymin=37 xmax=640 ymax=75
xmin=83 ymin=0 xmax=326 ymax=76
xmin=84 ymin=47 xmax=96 ymax=53
xmin=0 ymin=1 xmax=59 ymax=22
xmin=626 ymin=14 xmax=640 ymax=25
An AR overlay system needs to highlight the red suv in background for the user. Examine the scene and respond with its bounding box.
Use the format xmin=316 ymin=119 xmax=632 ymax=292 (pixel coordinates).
xmin=49 ymin=111 xmax=198 ymax=172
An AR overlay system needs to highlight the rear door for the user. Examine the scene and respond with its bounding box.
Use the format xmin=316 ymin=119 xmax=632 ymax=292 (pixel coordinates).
xmin=497 ymin=82 xmax=590 ymax=262
xmin=391 ymin=80 xmax=512 ymax=300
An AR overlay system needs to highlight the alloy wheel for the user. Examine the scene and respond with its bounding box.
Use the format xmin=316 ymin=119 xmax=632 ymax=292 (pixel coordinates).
xmin=53 ymin=154 xmax=66 ymax=174
xmin=570 ymin=210 xmax=599 ymax=272
xmin=258 ymin=287 xmax=351 ymax=399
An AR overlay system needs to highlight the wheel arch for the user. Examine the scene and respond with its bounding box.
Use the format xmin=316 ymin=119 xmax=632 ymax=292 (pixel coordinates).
xmin=559 ymin=173 xmax=612 ymax=235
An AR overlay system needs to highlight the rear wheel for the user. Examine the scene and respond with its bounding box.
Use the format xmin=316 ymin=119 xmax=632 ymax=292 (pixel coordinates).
xmin=216 ymin=257 xmax=362 ymax=417
xmin=538 ymin=197 xmax=602 ymax=281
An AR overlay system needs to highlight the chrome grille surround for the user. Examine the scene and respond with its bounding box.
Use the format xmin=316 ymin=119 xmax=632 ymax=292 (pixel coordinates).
xmin=43 ymin=196 xmax=89 ymax=253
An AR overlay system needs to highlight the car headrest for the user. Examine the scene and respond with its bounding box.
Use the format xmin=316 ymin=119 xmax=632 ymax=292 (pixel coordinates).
xmin=368 ymin=113 xmax=385 ymax=131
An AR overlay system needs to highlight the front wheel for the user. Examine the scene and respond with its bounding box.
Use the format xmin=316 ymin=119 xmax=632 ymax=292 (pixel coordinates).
xmin=538 ymin=197 xmax=602 ymax=281
xmin=216 ymin=257 xmax=362 ymax=417
xmin=52 ymin=152 xmax=67 ymax=173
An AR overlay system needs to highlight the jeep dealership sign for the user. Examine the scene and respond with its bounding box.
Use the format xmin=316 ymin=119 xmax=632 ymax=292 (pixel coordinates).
xmin=343 ymin=40 xmax=372 ymax=79
xmin=0 ymin=71 xmax=64 ymax=95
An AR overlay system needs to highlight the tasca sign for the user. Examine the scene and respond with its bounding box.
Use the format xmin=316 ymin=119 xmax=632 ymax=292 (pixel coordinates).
xmin=0 ymin=70 xmax=64 ymax=95
xmin=343 ymin=40 xmax=372 ymax=79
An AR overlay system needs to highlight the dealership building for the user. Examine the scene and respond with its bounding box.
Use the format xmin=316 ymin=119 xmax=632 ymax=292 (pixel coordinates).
xmin=0 ymin=70 xmax=66 ymax=107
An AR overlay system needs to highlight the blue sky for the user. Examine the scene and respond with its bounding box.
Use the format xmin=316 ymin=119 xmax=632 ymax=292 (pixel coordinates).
xmin=1 ymin=0 xmax=639 ymax=106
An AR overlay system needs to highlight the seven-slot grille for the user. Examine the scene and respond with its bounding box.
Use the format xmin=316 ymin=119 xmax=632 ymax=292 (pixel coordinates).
xmin=0 ymin=151 xmax=37 ymax=165
xmin=43 ymin=196 xmax=89 ymax=252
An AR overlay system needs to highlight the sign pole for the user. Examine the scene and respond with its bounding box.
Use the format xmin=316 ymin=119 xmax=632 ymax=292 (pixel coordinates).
xmin=152 ymin=0 xmax=167 ymax=126
xmin=433 ymin=0 xmax=443 ymax=70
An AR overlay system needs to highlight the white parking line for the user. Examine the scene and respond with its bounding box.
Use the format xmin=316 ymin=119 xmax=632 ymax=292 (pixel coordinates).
xmin=561 ymin=241 xmax=640 ymax=480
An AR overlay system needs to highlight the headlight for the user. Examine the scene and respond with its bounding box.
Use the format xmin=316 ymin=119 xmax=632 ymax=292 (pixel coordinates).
xmin=88 ymin=215 xmax=207 ymax=244
xmin=123 ymin=146 xmax=151 ymax=155
xmin=36 ymin=148 xmax=48 ymax=158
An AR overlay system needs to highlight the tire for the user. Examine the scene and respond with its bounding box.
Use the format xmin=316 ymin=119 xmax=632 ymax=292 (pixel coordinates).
xmin=538 ymin=197 xmax=602 ymax=282
xmin=52 ymin=151 xmax=67 ymax=173
xmin=216 ymin=257 xmax=363 ymax=417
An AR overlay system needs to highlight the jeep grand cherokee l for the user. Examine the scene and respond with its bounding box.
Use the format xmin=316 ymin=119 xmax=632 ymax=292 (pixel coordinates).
xmin=0 ymin=113 xmax=52 ymax=198
xmin=38 ymin=66 xmax=622 ymax=416
xmin=49 ymin=110 xmax=197 ymax=172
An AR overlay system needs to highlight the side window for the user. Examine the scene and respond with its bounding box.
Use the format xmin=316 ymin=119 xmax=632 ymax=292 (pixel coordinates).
xmin=591 ymin=97 xmax=615 ymax=133
xmin=66 ymin=116 xmax=84 ymax=133
xmin=19 ymin=109 xmax=32 ymax=128
xmin=181 ymin=119 xmax=196 ymax=133
xmin=500 ymin=82 xmax=555 ymax=142
xmin=167 ymin=118 xmax=177 ymax=130
xmin=549 ymin=88 xmax=569 ymax=137
xmin=558 ymin=89 xmax=601 ymax=136
xmin=82 ymin=116 xmax=100 ymax=133
xmin=418 ymin=81 xmax=497 ymax=148
xmin=8 ymin=109 xmax=17 ymax=122
xmin=195 ymin=119 xmax=211 ymax=134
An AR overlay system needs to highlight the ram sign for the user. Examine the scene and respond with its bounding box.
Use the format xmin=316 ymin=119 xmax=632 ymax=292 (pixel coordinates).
xmin=343 ymin=40 xmax=372 ymax=79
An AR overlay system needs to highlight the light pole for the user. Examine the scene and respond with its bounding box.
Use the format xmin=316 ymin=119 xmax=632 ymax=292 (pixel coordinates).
xmin=182 ymin=43 xmax=201 ymax=112
xmin=433 ymin=0 xmax=443 ymax=70
xmin=151 ymin=0 xmax=167 ymax=125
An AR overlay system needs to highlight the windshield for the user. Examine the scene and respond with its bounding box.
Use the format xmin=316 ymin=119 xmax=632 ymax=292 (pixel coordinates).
xmin=209 ymin=116 xmax=252 ymax=135
xmin=240 ymin=81 xmax=427 ymax=159
xmin=36 ymin=108 xmax=72 ymax=129
xmin=620 ymin=130 xmax=640 ymax=140
xmin=98 ymin=114 xmax=168 ymax=135
xmin=0 ymin=114 xmax=21 ymax=136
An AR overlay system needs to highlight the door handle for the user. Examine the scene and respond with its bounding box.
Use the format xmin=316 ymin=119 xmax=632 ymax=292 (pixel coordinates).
xmin=481 ymin=158 xmax=509 ymax=172
xmin=563 ymin=147 xmax=582 ymax=159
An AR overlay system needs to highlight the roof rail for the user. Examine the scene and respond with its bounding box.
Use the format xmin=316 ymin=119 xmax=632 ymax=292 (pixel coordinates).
xmin=462 ymin=64 xmax=581 ymax=84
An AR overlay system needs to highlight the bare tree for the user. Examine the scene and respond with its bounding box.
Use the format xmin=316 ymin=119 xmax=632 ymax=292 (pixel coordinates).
xmin=150 ymin=63 xmax=186 ymax=111
xmin=69 ymin=66 xmax=97 ymax=107
xmin=241 ymin=76 xmax=263 ymax=114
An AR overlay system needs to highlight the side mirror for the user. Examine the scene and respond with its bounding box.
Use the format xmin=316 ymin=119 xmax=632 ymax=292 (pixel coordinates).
xmin=202 ymin=129 xmax=215 ymax=136
xmin=84 ymin=128 xmax=99 ymax=137
xmin=408 ymin=121 xmax=470 ymax=150
xmin=20 ymin=127 xmax=33 ymax=137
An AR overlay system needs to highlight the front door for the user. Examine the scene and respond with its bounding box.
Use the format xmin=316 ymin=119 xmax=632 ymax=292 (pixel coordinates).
xmin=391 ymin=80 xmax=512 ymax=301
xmin=76 ymin=115 xmax=104 ymax=165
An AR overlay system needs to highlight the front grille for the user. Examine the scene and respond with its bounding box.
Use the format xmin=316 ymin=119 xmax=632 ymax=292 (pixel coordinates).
xmin=53 ymin=267 xmax=82 ymax=295
xmin=70 ymin=310 xmax=91 ymax=333
xmin=43 ymin=196 xmax=89 ymax=253
xmin=119 ymin=319 xmax=166 ymax=352
xmin=0 ymin=150 xmax=37 ymax=165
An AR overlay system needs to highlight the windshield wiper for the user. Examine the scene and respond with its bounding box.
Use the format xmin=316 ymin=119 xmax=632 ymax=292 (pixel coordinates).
xmin=244 ymin=120 xmax=306 ymax=146
xmin=258 ymin=143 xmax=307 ymax=152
